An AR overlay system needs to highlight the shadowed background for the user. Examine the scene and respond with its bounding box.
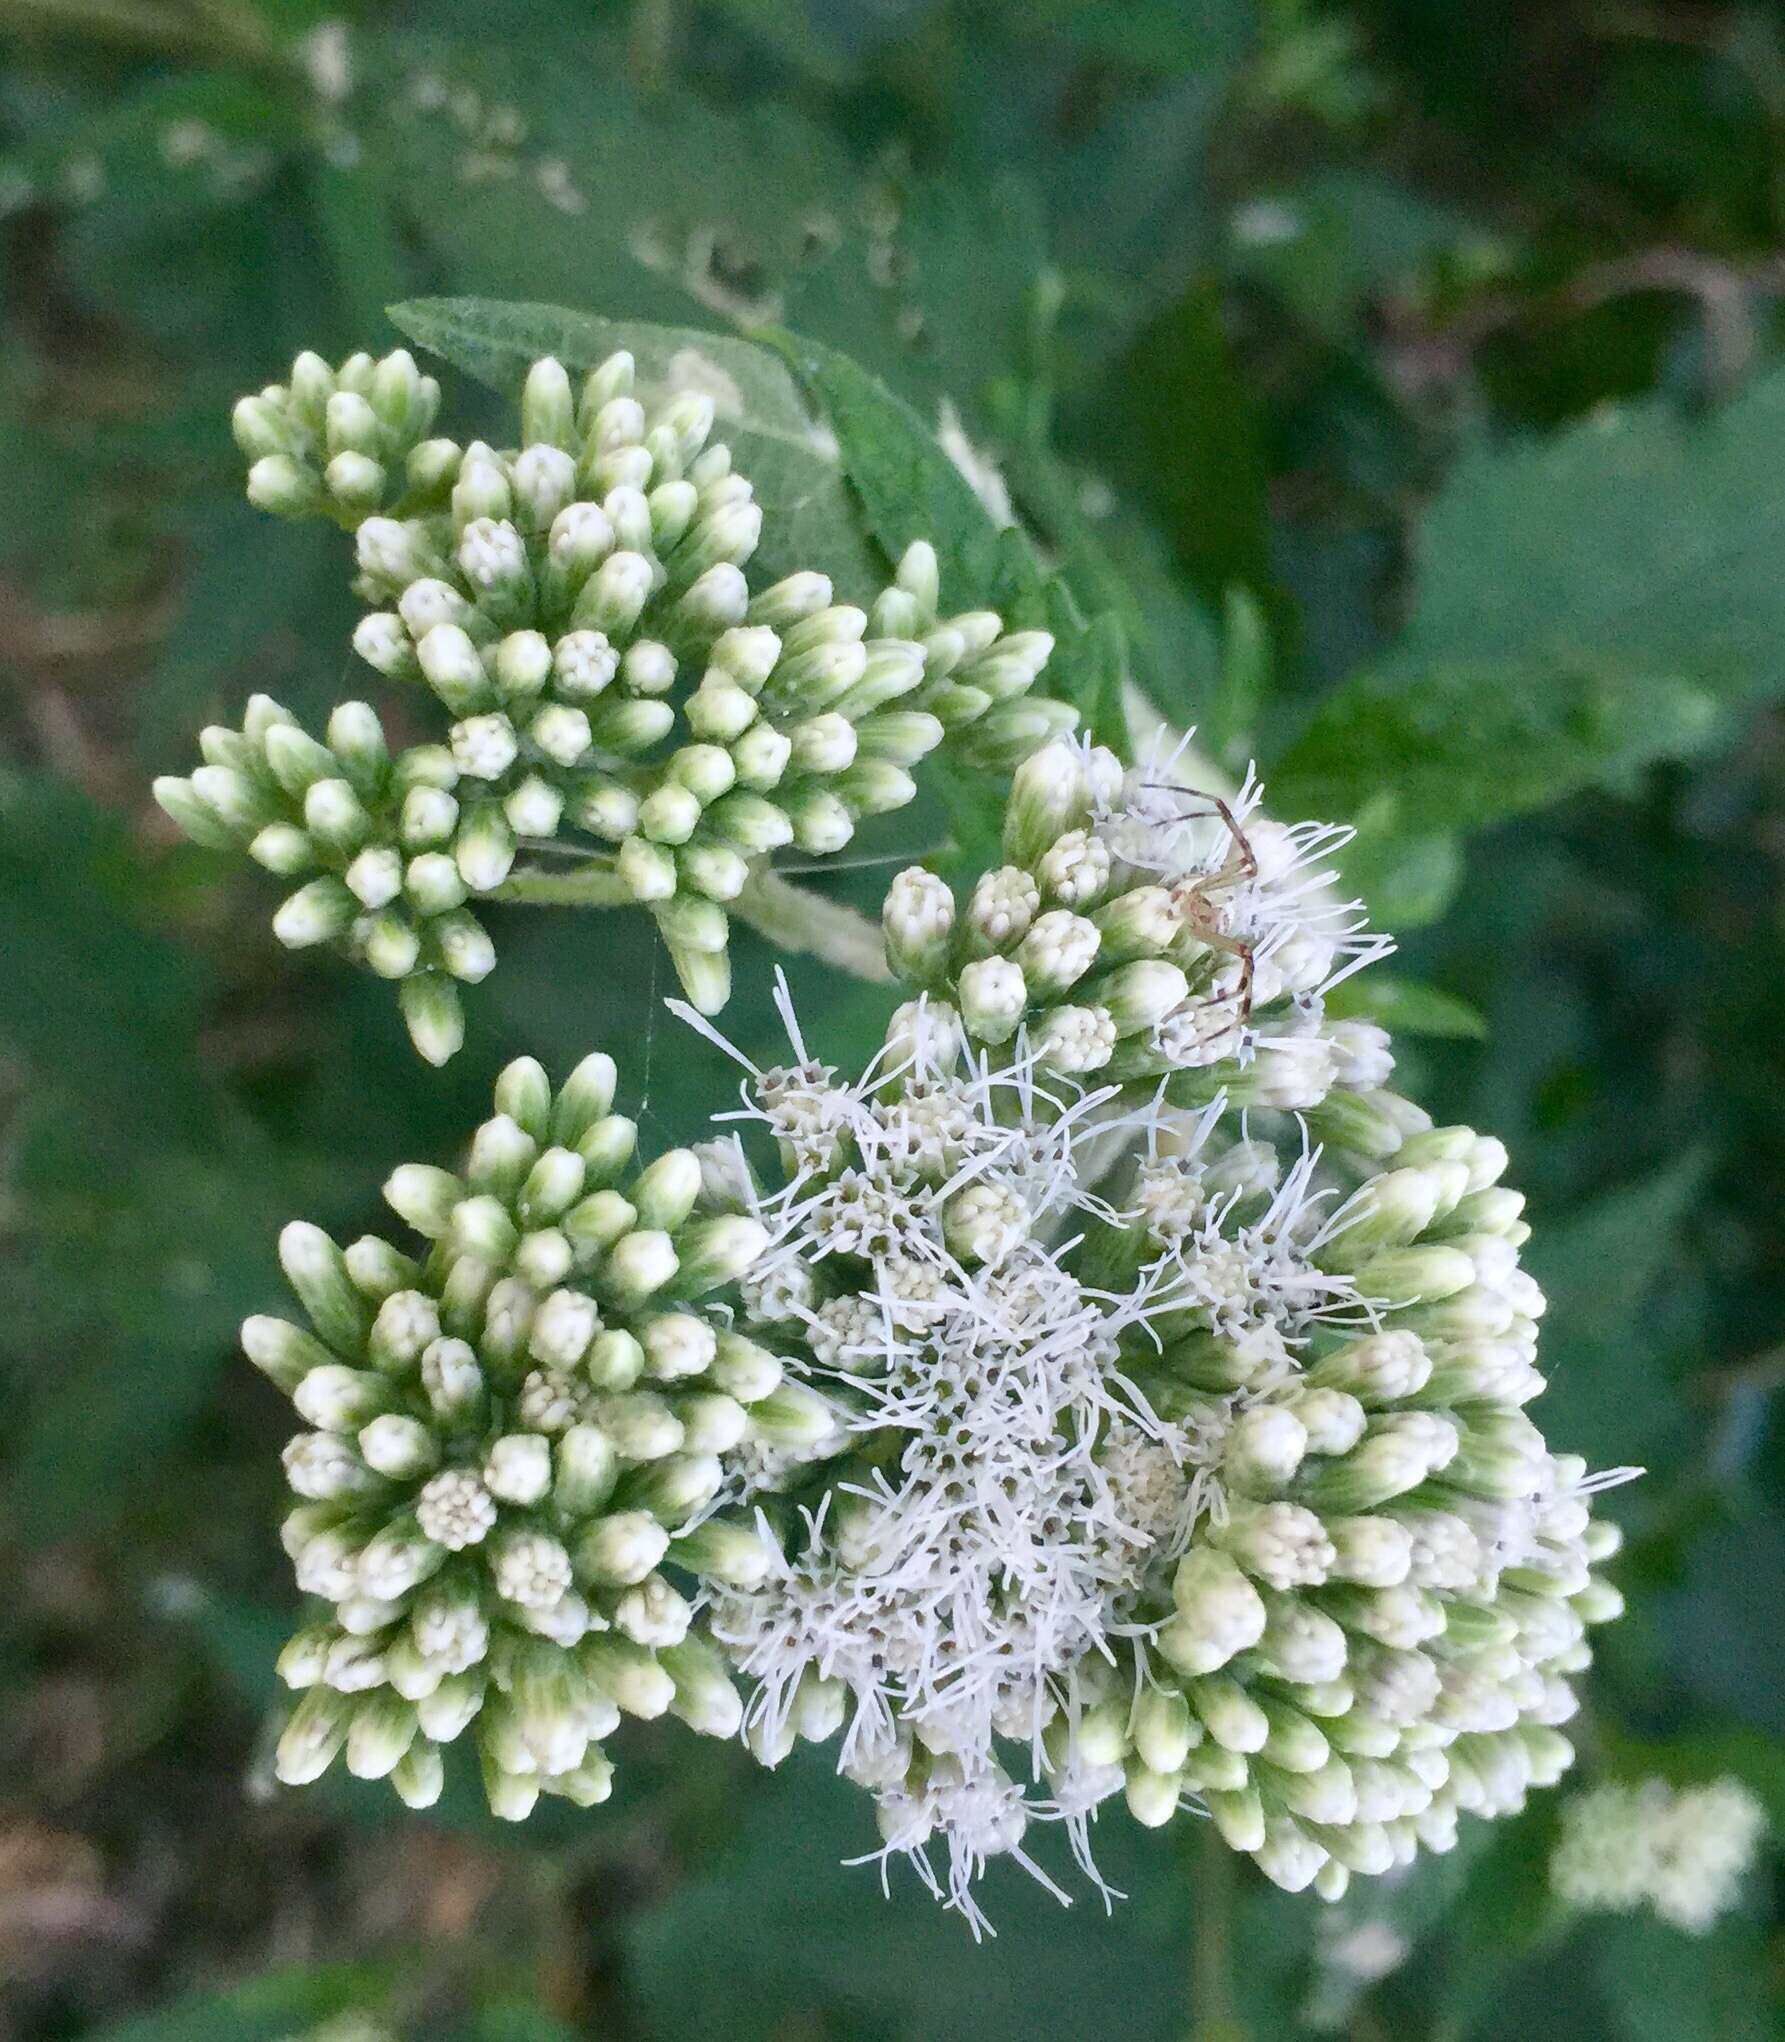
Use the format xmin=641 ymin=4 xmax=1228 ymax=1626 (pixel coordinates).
xmin=0 ymin=1 xmax=1782 ymax=2035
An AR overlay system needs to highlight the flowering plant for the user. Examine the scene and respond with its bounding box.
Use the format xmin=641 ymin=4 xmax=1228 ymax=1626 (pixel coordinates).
xmin=158 ymin=306 xmax=1646 ymax=1932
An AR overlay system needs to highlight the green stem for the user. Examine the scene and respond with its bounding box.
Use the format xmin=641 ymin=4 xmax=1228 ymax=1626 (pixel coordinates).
xmin=494 ymin=857 xmax=636 ymax=909
xmin=1189 ymin=1819 xmax=1244 ymax=2042
xmin=732 ymin=869 xmax=892 ymax=984
xmin=493 ymin=857 xmax=893 ymax=985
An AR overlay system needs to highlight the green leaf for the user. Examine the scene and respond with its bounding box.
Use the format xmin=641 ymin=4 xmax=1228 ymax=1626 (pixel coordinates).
xmin=84 ymin=1963 xmax=394 ymax=2042
xmin=762 ymin=326 xmax=1018 ymax=599
xmin=1523 ymin=1157 xmax=1708 ymax=1473
xmin=626 ymin=1750 xmax=1202 ymax=2042
xmin=764 ymin=330 xmax=1128 ymax=745
xmin=1275 ymin=367 xmax=1785 ymax=830
xmin=0 ymin=767 xmax=219 ymax=1140
xmin=1592 ymin=1913 xmax=1774 ymax=2042
xmin=388 ymin=296 xmax=881 ymax=593
xmin=1329 ymin=793 xmax=1464 ymax=931
xmin=1325 ymin=972 xmax=1487 ymax=1038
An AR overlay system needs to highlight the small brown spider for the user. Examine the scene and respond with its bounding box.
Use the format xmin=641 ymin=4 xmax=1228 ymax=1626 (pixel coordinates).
xmin=1143 ymin=785 xmax=1261 ymax=1024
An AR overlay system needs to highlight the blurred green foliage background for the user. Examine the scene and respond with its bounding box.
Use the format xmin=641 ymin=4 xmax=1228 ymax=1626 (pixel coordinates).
xmin=2 ymin=0 xmax=1783 ymax=2035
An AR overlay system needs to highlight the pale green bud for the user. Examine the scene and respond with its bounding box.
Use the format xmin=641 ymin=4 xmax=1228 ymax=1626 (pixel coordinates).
xmin=710 ymin=1332 xmax=783 ymax=1403
xmin=853 ymin=709 xmax=944 ymax=766
xmin=1125 ymin=1763 xmax=1184 ymax=1828
xmin=677 ymin=840 xmax=750 ymax=902
xmin=1160 ymin=1551 xmax=1267 ymax=1676
xmin=522 ymin=356 xmax=576 ymax=448
xmin=705 ymin=791 xmax=793 ymax=854
xmin=251 ymin=823 xmax=315 ymax=877
xmin=672 ymin=1517 xmax=774 ymax=1590
xmin=449 ymin=712 xmax=518 ymax=784
xmin=590 ymin=697 xmax=675 ymax=755
xmin=1016 ymin=909 xmax=1100 ymax=995
xmin=261 ymin=723 xmax=338 ymax=797
xmin=673 ymin=1214 xmax=769 ymax=1295
xmin=154 ymin=775 xmax=239 ymax=849
xmin=504 ymin=775 xmax=563 ymax=841
xmin=405 ymin=852 xmax=467 ymax=915
xmin=401 ymin=785 xmax=459 ymax=850
xmin=275 ymin=1686 xmax=352 ymax=1784
xmin=242 ymin=1314 xmax=337 ymax=1393
xmin=1092 ymin=959 xmax=1189 ymax=1036
xmin=629 ymin=1149 xmax=703 ymax=1232
xmin=603 ymin=1229 xmax=680 ymax=1306
xmin=248 ymin=454 xmax=322 ymax=518
xmin=748 ymin=1381 xmax=839 ymax=1449
xmin=399 ymin=974 xmax=464 ymax=1065
xmin=323 ymin=451 xmax=384 ymax=513
xmin=834 ymin=761 xmax=916 ymax=816
xmin=957 ymin=957 xmax=1028 ymax=1044
xmin=731 ymin=721 xmax=794 ymax=789
xmin=638 ymin=782 xmax=702 ymax=845
xmin=577 ymin=1512 xmax=671 ymax=1589
xmin=1132 ymin=1686 xmax=1198 ymax=1774
xmin=787 ymin=789 xmax=853 ymax=854
xmin=883 ymin=867 xmax=955 ymax=983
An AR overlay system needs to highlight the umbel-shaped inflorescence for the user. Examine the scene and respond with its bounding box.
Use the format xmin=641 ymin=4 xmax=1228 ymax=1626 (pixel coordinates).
xmin=246 ymin=1049 xmax=835 ymax=1818
xmin=685 ymin=981 xmax=1627 ymax=1926
xmin=155 ymin=345 xmax=1071 ymax=1060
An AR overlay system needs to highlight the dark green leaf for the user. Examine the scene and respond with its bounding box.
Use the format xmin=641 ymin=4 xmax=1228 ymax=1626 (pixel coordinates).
xmin=1277 ymin=369 xmax=1785 ymax=829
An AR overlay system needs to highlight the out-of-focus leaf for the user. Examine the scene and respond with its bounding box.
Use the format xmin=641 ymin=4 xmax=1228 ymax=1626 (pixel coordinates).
xmin=1324 ymin=973 xmax=1487 ymax=1038
xmin=626 ymin=1749 xmax=1209 ymax=2042
xmin=457 ymin=2004 xmax=581 ymax=2042
xmin=766 ymin=329 xmax=1129 ymax=744
xmin=1661 ymin=1506 xmax=1785 ymax=1735
xmin=84 ymin=1963 xmax=395 ymax=2042
xmin=1329 ymin=793 xmax=1464 ymax=931
xmin=1435 ymin=1807 xmax=1574 ymax=2029
xmin=141 ymin=499 xmax=358 ymax=769
xmin=1592 ymin=1913 xmax=1774 ymax=2042
xmin=1524 ymin=1157 xmax=1707 ymax=1472
xmin=0 ymin=767 xmax=218 ymax=1139
xmin=1096 ymin=280 xmax=1272 ymax=611
xmin=1604 ymin=1725 xmax=1785 ymax=1831
xmin=1276 ymin=369 xmax=1785 ymax=829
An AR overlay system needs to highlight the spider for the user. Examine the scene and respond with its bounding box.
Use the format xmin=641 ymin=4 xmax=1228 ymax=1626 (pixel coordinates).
xmin=1140 ymin=785 xmax=1261 ymax=1025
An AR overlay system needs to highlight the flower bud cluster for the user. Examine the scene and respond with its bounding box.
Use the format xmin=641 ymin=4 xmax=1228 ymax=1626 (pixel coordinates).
xmin=164 ymin=347 xmax=1070 ymax=1042
xmin=689 ymin=988 xmax=1625 ymax=1920
xmin=155 ymin=691 xmax=501 ymax=1065
xmin=250 ymin=1052 xmax=788 ymax=1818
xmin=1092 ymin=1117 xmax=1628 ymax=1902
xmin=233 ymin=348 xmax=448 ymax=526
xmin=882 ymin=739 xmax=1400 ymax=1135
xmin=1552 ymin=1776 xmax=1766 ymax=1933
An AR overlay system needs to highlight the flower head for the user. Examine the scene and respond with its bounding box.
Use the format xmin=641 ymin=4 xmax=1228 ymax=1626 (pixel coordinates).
xmin=685 ymin=980 xmax=1627 ymax=1920
xmin=1553 ymin=1777 xmax=1766 ymax=1932
xmin=158 ymin=348 xmax=1071 ymax=1054
xmin=883 ymin=736 xmax=1402 ymax=1149
xmin=249 ymin=1051 xmax=792 ymax=1816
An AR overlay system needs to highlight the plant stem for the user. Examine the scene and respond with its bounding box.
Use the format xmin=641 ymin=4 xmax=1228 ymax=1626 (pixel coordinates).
xmin=494 ymin=856 xmax=893 ymax=984
xmin=732 ymin=869 xmax=892 ymax=984
xmin=494 ymin=857 xmax=636 ymax=908
xmin=1189 ymin=1819 xmax=1244 ymax=2041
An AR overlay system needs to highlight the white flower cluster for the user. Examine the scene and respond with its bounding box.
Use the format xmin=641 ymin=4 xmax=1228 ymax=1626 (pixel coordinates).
xmin=682 ymin=977 xmax=1628 ymax=1924
xmin=883 ymin=737 xmax=1400 ymax=1147
xmin=158 ymin=345 xmax=1072 ymax=1053
xmin=250 ymin=1051 xmax=821 ymax=1819
xmin=1553 ymin=1776 xmax=1767 ymax=1932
